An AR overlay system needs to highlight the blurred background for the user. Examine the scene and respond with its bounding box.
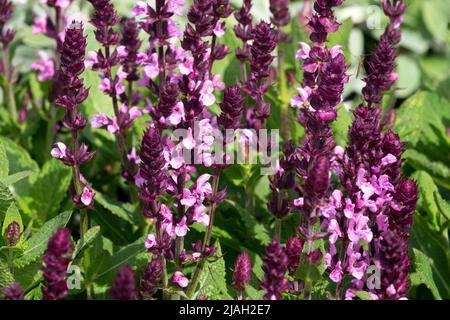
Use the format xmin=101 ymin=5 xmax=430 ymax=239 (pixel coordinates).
xmin=1 ymin=0 xmax=449 ymax=300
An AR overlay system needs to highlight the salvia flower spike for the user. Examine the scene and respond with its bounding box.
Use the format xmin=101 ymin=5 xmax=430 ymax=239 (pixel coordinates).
xmin=42 ymin=228 xmax=74 ymax=300
xmin=109 ymin=266 xmax=137 ymax=300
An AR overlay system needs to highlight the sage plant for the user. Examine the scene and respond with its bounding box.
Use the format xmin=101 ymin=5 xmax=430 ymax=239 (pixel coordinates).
xmin=42 ymin=228 xmax=74 ymax=300
xmin=290 ymin=0 xmax=348 ymax=299
xmin=51 ymin=22 xmax=95 ymax=245
xmin=87 ymin=0 xmax=140 ymax=181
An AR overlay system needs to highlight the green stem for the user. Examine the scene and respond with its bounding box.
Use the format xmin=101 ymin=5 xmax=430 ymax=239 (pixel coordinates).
xmin=104 ymin=46 xmax=133 ymax=178
xmin=278 ymin=50 xmax=290 ymax=141
xmin=303 ymin=220 xmax=314 ymax=300
xmin=8 ymin=247 xmax=14 ymax=275
xmin=150 ymin=201 xmax=168 ymax=299
xmin=275 ymin=219 xmax=282 ymax=241
xmin=186 ymin=169 xmax=222 ymax=299
xmin=70 ymin=115 xmax=92 ymax=299
xmin=2 ymin=47 xmax=17 ymax=125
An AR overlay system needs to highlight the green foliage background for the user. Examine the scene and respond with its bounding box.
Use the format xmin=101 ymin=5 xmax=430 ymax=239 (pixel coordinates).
xmin=0 ymin=0 xmax=449 ymax=300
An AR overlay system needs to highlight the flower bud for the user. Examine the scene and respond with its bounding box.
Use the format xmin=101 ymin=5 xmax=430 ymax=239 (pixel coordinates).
xmin=5 ymin=221 xmax=20 ymax=247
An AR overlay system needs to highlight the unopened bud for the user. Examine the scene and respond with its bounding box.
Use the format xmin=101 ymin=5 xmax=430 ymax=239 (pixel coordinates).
xmin=5 ymin=221 xmax=20 ymax=247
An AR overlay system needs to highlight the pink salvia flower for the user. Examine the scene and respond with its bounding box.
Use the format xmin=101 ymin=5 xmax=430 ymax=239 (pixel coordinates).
xmin=80 ymin=186 xmax=95 ymax=206
xmin=296 ymin=42 xmax=310 ymax=60
xmin=32 ymin=16 xmax=47 ymax=35
xmin=213 ymin=22 xmax=226 ymax=38
xmin=50 ymin=142 xmax=68 ymax=159
xmin=167 ymin=0 xmax=185 ymax=16
xmin=91 ymin=114 xmax=109 ymax=128
xmin=145 ymin=234 xmax=157 ymax=251
xmin=172 ymin=271 xmax=189 ymax=288
xmin=132 ymin=1 xmax=148 ymax=16
xmin=31 ymin=51 xmax=55 ymax=81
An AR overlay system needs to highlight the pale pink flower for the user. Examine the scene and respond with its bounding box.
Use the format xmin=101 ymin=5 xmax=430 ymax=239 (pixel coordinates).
xmin=40 ymin=0 xmax=70 ymax=8
xmin=85 ymin=51 xmax=99 ymax=69
xmin=291 ymin=86 xmax=312 ymax=107
xmin=32 ymin=16 xmax=47 ymax=35
xmin=107 ymin=116 xmax=120 ymax=134
xmin=329 ymin=45 xmax=343 ymax=58
xmin=200 ymin=80 xmax=216 ymax=106
xmin=91 ymin=113 xmax=109 ymax=128
xmin=174 ymin=216 xmax=189 ymax=237
xmin=213 ymin=22 xmax=225 ymax=37
xmin=167 ymin=19 xmax=181 ymax=39
xmin=145 ymin=234 xmax=157 ymax=251
xmin=330 ymin=261 xmax=343 ymax=282
xmin=172 ymin=271 xmax=189 ymax=288
xmin=116 ymin=46 xmax=128 ymax=59
xmin=132 ymin=1 xmax=148 ymax=16
xmin=99 ymin=77 xmax=111 ymax=93
xmin=167 ymin=101 xmax=185 ymax=126
xmin=389 ymin=72 xmax=399 ymax=82
xmin=81 ymin=186 xmax=95 ymax=206
xmin=193 ymin=205 xmax=210 ymax=226
xmin=143 ymin=53 xmax=160 ymax=79
xmin=296 ymin=42 xmax=311 ymax=60
xmin=293 ymin=197 xmax=304 ymax=207
xmin=381 ymin=153 xmax=397 ymax=166
xmin=50 ymin=142 xmax=68 ymax=159
xmin=347 ymin=214 xmax=373 ymax=244
xmin=328 ymin=219 xmax=342 ymax=244
xmin=31 ymin=51 xmax=55 ymax=81
xmin=134 ymin=170 xmax=145 ymax=187
xmin=167 ymin=0 xmax=185 ymax=16
xmin=128 ymin=147 xmax=141 ymax=164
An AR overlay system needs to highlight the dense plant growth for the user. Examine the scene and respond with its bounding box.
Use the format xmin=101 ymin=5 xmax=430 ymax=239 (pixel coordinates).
xmin=0 ymin=0 xmax=449 ymax=300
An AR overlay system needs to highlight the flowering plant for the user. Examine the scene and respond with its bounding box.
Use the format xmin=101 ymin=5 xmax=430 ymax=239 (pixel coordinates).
xmin=0 ymin=0 xmax=449 ymax=301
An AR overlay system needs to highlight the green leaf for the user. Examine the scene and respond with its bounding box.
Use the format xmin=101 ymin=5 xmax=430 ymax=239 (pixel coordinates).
xmin=410 ymin=249 xmax=442 ymax=300
xmin=198 ymin=240 xmax=231 ymax=300
xmin=85 ymin=236 xmax=114 ymax=284
xmin=14 ymin=211 xmax=72 ymax=268
xmin=0 ymin=141 xmax=8 ymax=182
xmin=0 ymin=259 xmax=14 ymax=293
xmin=245 ymin=284 xmax=265 ymax=300
xmin=225 ymin=200 xmax=271 ymax=245
xmin=31 ymin=159 xmax=72 ymax=222
xmin=434 ymin=192 xmax=450 ymax=223
xmin=420 ymin=56 xmax=450 ymax=91
xmin=395 ymin=91 xmax=450 ymax=147
xmin=0 ymin=182 xmax=14 ymax=225
xmin=410 ymin=171 xmax=440 ymax=229
xmin=354 ymin=291 xmax=373 ymax=300
xmin=1 ymin=203 xmax=23 ymax=243
xmin=404 ymin=149 xmax=450 ymax=187
xmin=82 ymin=69 xmax=114 ymax=117
xmin=294 ymin=262 xmax=322 ymax=282
xmin=5 ymin=170 xmax=35 ymax=186
xmin=94 ymin=191 xmax=137 ymax=226
xmin=0 ymin=137 xmax=39 ymax=207
xmin=422 ymin=0 xmax=449 ymax=43
xmin=396 ymin=55 xmax=421 ymax=98
xmin=24 ymin=285 xmax=43 ymax=300
xmin=332 ymin=105 xmax=353 ymax=147
xmin=92 ymin=236 xmax=147 ymax=284
xmin=328 ymin=19 xmax=353 ymax=61
xmin=411 ymin=214 xmax=450 ymax=299
xmin=73 ymin=226 xmax=101 ymax=260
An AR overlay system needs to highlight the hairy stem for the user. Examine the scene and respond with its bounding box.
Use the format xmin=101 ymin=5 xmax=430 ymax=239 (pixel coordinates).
xmin=278 ymin=50 xmax=290 ymax=141
xmin=186 ymin=169 xmax=222 ymax=299
xmin=69 ymin=109 xmax=92 ymax=299
xmin=1 ymin=47 xmax=17 ymax=125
